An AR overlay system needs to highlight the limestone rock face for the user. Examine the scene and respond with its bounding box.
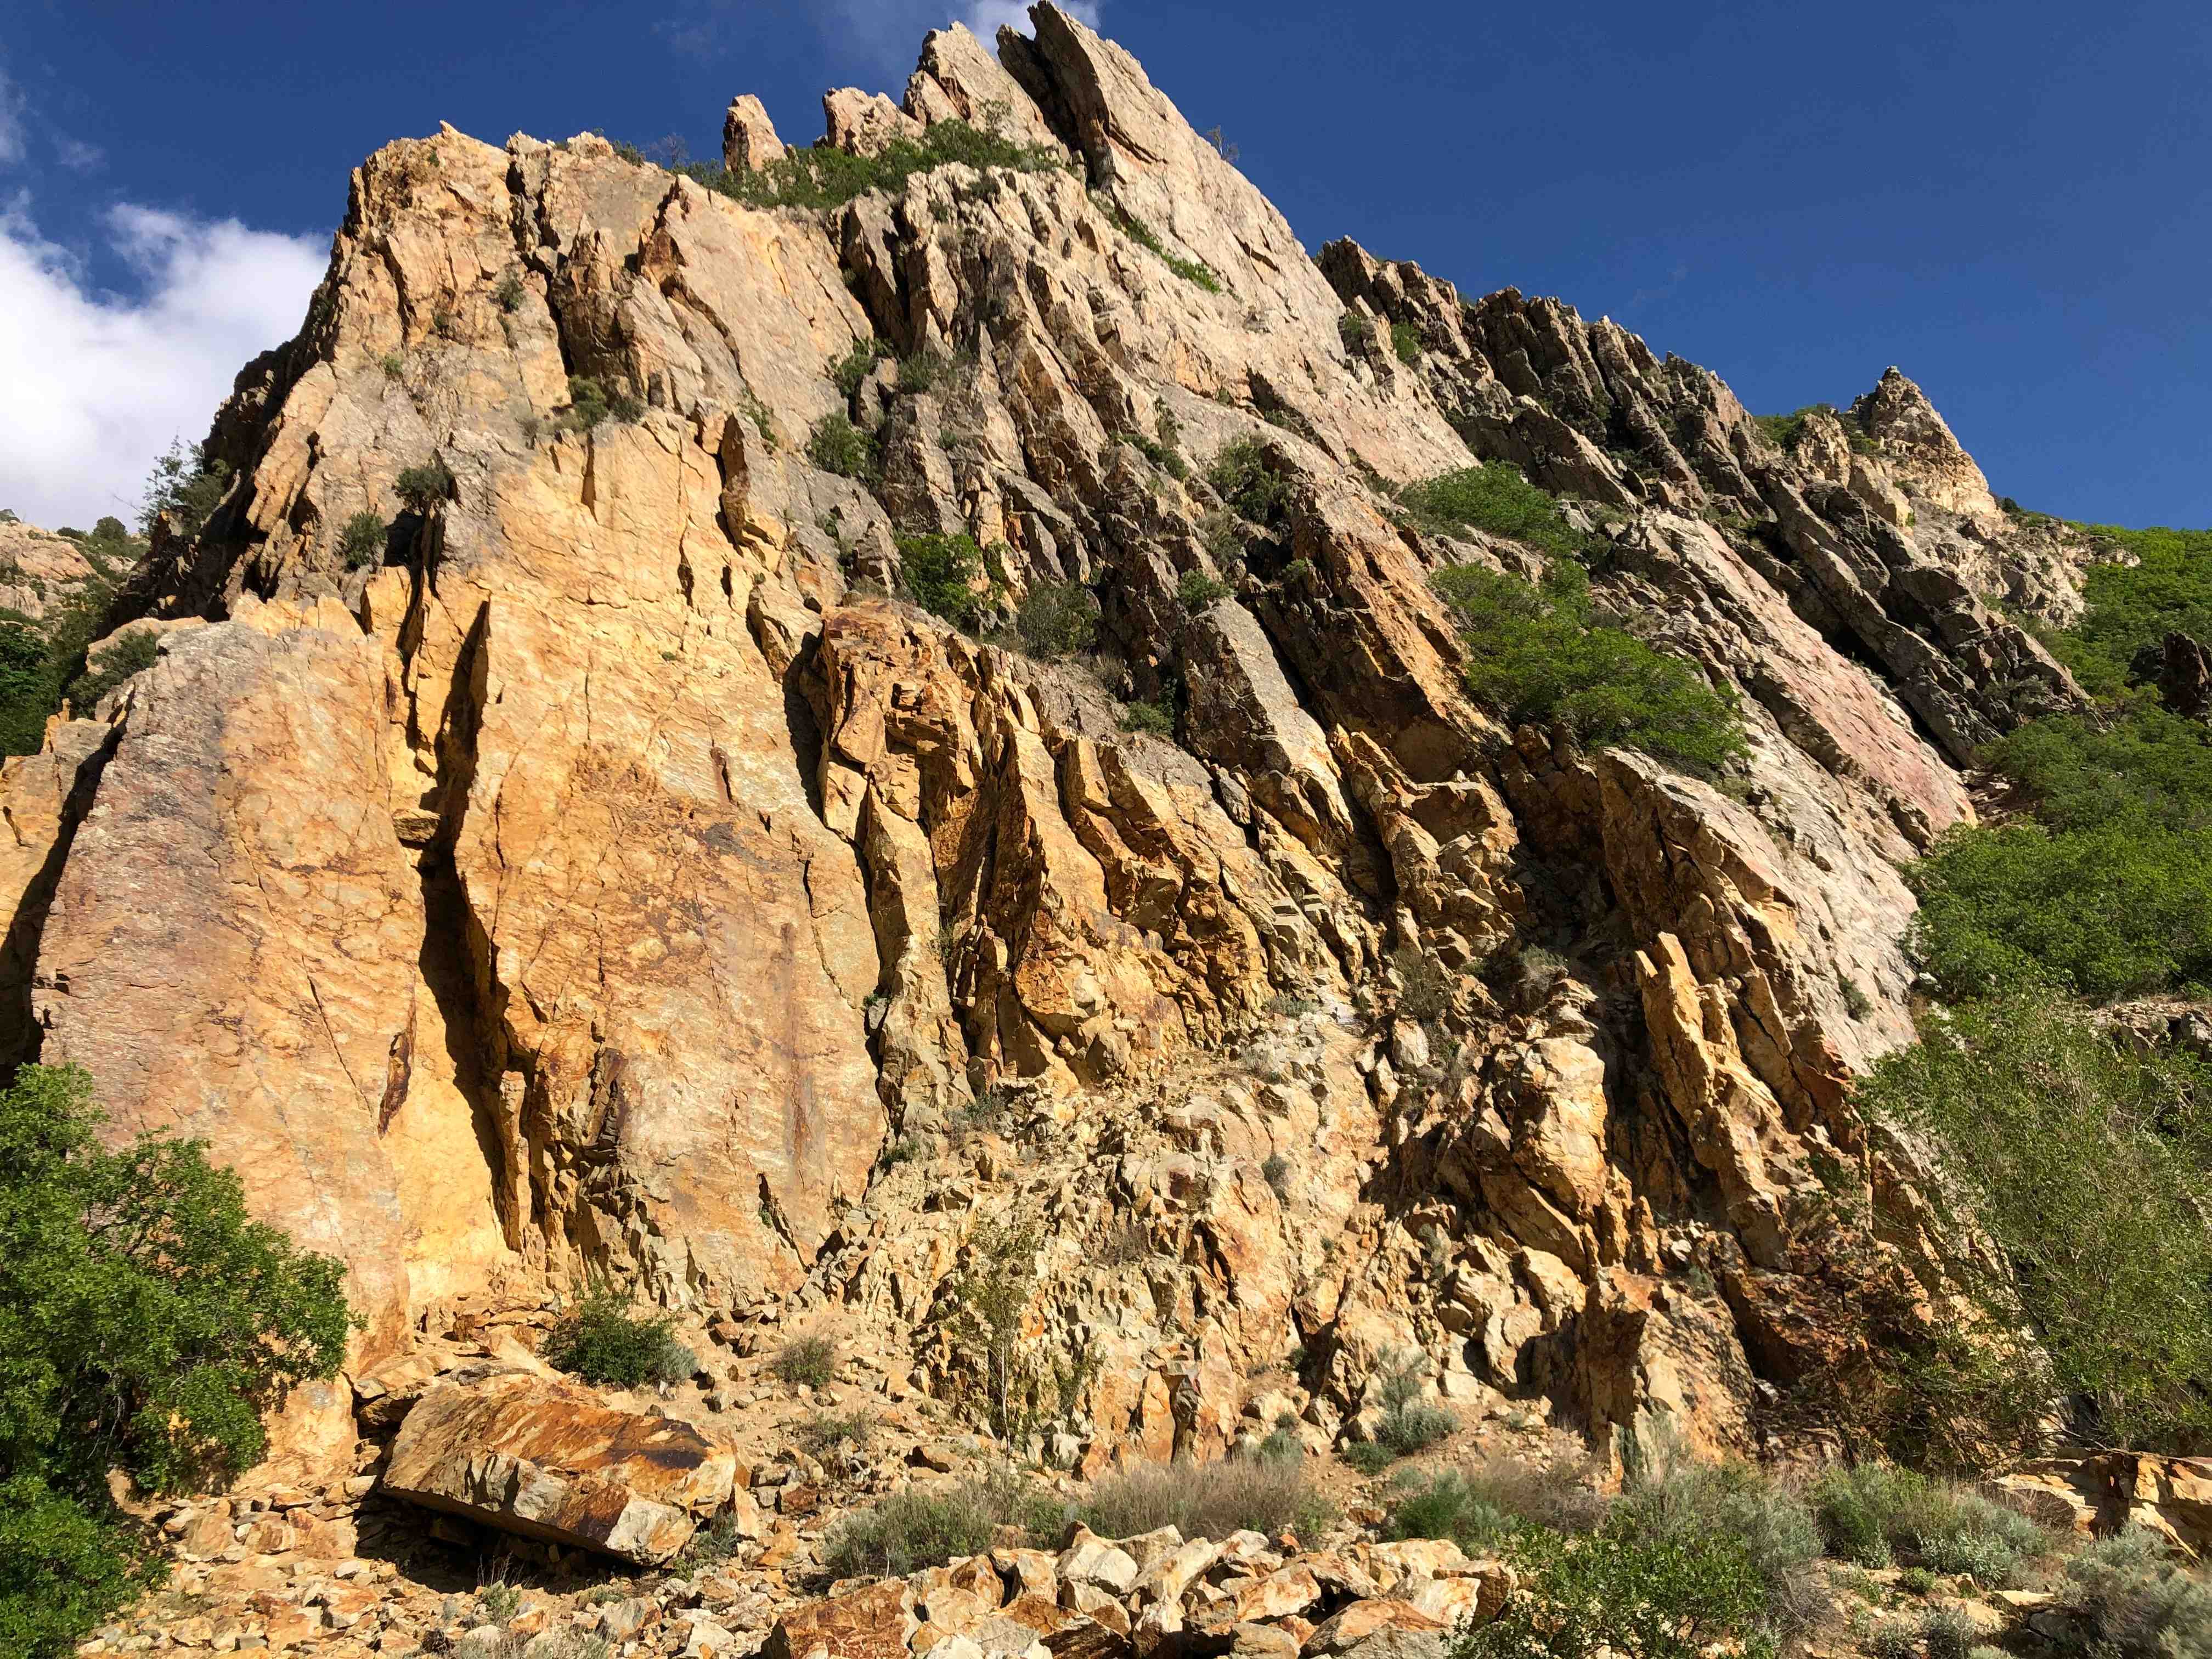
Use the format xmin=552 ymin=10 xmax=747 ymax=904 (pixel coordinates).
xmin=0 ymin=519 xmax=103 ymax=622
xmin=382 ymin=1369 xmax=736 ymax=1564
xmin=723 ymin=95 xmax=785 ymax=172
xmin=0 ymin=2 xmax=2118 ymax=1471
xmin=1850 ymin=366 xmax=2000 ymax=522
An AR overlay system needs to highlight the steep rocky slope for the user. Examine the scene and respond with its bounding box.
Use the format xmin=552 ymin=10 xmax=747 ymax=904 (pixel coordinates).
xmin=0 ymin=2 xmax=2122 ymax=1559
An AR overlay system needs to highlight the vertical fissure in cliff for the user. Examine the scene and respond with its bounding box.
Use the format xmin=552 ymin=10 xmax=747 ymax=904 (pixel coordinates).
xmin=0 ymin=727 xmax=121 ymax=1077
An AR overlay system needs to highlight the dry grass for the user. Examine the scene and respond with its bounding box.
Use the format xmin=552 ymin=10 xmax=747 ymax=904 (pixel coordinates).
xmin=1452 ymin=1451 xmax=1614 ymax=1535
xmin=1074 ymin=1457 xmax=1334 ymax=1543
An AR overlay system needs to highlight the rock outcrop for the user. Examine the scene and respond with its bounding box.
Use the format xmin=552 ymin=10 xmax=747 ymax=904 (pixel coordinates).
xmin=0 ymin=517 xmax=106 ymax=622
xmin=382 ymin=1369 xmax=737 ymax=1565
xmin=769 ymin=1528 xmax=1512 ymax=1659
xmin=0 ymin=2 xmax=2126 ymax=1507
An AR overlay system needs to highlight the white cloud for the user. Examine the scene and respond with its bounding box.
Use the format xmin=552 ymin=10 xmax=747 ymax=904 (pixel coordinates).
xmin=0 ymin=200 xmax=325 ymax=529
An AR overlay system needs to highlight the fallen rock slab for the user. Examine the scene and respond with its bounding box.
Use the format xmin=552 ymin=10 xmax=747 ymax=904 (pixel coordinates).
xmin=1301 ymin=1600 xmax=1446 ymax=1659
xmin=766 ymin=1578 xmax=915 ymax=1659
xmin=381 ymin=1369 xmax=735 ymax=1565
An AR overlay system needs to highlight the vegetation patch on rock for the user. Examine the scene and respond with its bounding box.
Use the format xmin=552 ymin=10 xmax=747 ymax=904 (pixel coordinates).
xmin=681 ymin=120 xmax=1070 ymax=212
xmin=1398 ymin=463 xmax=1602 ymax=563
xmin=1434 ymin=561 xmax=1747 ymax=777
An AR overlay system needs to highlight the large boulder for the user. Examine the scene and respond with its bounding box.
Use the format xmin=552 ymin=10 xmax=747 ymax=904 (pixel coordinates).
xmin=381 ymin=1369 xmax=736 ymax=1565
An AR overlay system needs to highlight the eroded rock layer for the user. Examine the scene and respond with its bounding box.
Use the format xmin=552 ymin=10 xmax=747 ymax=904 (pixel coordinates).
xmin=0 ymin=3 xmax=2103 ymax=1469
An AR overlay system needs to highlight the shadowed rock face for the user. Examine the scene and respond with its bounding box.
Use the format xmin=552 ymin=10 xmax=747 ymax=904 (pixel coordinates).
xmin=0 ymin=4 xmax=2111 ymax=1464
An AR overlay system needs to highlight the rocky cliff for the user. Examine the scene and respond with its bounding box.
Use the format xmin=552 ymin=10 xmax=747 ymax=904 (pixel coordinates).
xmin=0 ymin=3 xmax=2114 ymax=1509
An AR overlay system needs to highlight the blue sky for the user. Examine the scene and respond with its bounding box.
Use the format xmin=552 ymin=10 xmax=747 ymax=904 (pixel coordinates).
xmin=3 ymin=0 xmax=2208 ymax=531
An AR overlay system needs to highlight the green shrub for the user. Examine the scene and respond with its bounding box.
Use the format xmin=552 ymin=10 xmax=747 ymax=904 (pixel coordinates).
xmin=1433 ymin=562 xmax=1747 ymax=777
xmin=1177 ymin=568 xmax=1233 ymax=612
xmin=806 ymin=414 xmax=877 ymax=481
xmin=1905 ymin=818 xmax=2212 ymax=1001
xmin=543 ymin=1290 xmax=695 ymax=1387
xmin=1391 ymin=321 xmax=1422 ymax=364
xmin=1754 ymin=404 xmax=1875 ymax=458
xmin=1261 ymin=1152 xmax=1291 ymax=1198
xmin=561 ymin=375 xmax=643 ymax=431
xmin=1610 ymin=1450 xmax=1822 ymax=1636
xmin=833 ymin=339 xmax=890 ymax=397
xmin=62 ymin=631 xmax=159 ymax=714
xmin=1457 ymin=1520 xmax=1770 ymax=1659
xmin=1344 ymin=1442 xmax=1396 ymax=1476
xmin=338 ymin=511 xmax=387 ymax=569
xmin=1813 ymin=1463 xmax=1918 ymax=1567
xmin=1366 ymin=1351 xmax=1456 ymax=1458
xmin=1207 ymin=439 xmax=1289 ymax=524
xmin=1393 ymin=944 xmax=1453 ymax=1021
xmin=1908 ymin=706 xmax=2212 ymax=1000
xmin=1898 ymin=1565 xmax=1936 ymax=1594
xmin=1120 ymin=698 xmax=1175 ymax=736
xmin=680 ymin=119 xmax=1069 ymax=213
xmin=895 ymin=348 xmax=961 ymax=394
xmin=395 ymin=458 xmax=454 ymax=514
xmin=1869 ymin=1616 xmax=1920 ymax=1659
xmin=1398 ymin=463 xmax=1600 ymax=562
xmin=2070 ymin=1553 xmax=2212 ymax=1659
xmin=897 ymin=533 xmax=995 ymax=630
xmin=1340 ymin=313 xmax=1375 ymax=352
xmin=678 ymin=1510 xmax=751 ymax=1570
xmin=938 ymin=1217 xmax=1046 ymax=1441
xmin=380 ymin=351 xmax=405 ymax=377
xmin=1014 ymin=581 xmax=1099 ymax=659
xmin=0 ymin=1477 xmax=157 ymax=1659
xmin=1074 ymin=1457 xmax=1333 ymax=1543
xmin=0 ymin=620 xmax=52 ymax=756
xmin=740 ymin=391 xmax=778 ymax=449
xmin=0 ymin=1065 xmax=354 ymax=1656
xmin=1125 ymin=431 xmax=1189 ymax=478
xmin=477 ymin=1581 xmax=522 ymax=1622
xmin=1918 ymin=1497 xmax=2045 ymax=1584
xmin=821 ymin=1468 xmax=1060 ymax=1579
xmin=1376 ymin=1403 xmax=1457 ymax=1457
xmin=137 ymin=439 xmax=229 ymax=539
xmin=493 ymin=272 xmax=526 ymax=313
xmin=1861 ymin=994 xmax=2212 ymax=1452
xmin=770 ymin=1335 xmax=837 ymax=1388
xmin=1384 ymin=1470 xmax=1516 ymax=1551
xmin=1754 ymin=407 xmax=1825 ymax=451
xmin=1199 ymin=509 xmax=1244 ymax=565
xmin=1984 ymin=706 xmax=2212 ymax=833
xmin=1096 ymin=197 xmax=1223 ymax=292
xmin=1450 ymin=1455 xmax=1614 ymax=1536
xmin=2062 ymin=1529 xmax=2212 ymax=1659
xmin=2052 ymin=523 xmax=2212 ymax=697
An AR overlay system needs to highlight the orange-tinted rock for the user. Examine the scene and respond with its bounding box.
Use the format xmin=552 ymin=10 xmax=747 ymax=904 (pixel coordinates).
xmin=766 ymin=1578 xmax=915 ymax=1659
xmin=381 ymin=1370 xmax=735 ymax=1564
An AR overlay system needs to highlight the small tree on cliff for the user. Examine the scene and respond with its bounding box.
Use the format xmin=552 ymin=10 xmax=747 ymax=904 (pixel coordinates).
xmin=0 ymin=1064 xmax=356 ymax=1658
